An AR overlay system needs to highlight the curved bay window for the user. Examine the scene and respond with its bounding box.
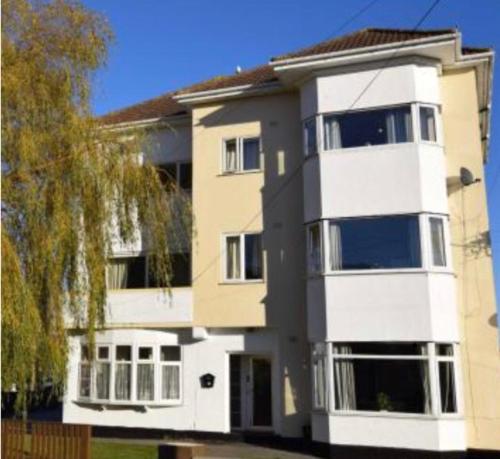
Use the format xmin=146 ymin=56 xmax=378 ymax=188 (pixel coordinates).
xmin=311 ymin=342 xmax=460 ymax=417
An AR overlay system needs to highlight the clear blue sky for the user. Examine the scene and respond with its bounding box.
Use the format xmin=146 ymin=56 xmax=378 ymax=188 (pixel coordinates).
xmin=84 ymin=0 xmax=500 ymax=309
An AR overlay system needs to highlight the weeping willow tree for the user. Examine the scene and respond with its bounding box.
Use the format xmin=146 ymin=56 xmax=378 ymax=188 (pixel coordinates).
xmin=2 ymin=0 xmax=191 ymax=413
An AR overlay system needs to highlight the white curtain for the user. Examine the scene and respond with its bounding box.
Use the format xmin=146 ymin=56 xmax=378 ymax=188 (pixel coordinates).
xmin=430 ymin=218 xmax=446 ymax=266
xmin=162 ymin=365 xmax=180 ymax=400
xmin=107 ymin=260 xmax=128 ymax=289
xmin=440 ymin=346 xmax=456 ymax=413
xmin=137 ymin=364 xmax=154 ymax=401
xmin=324 ymin=116 xmax=342 ymax=150
xmin=79 ymin=363 xmax=91 ymax=398
xmin=329 ymin=223 xmax=343 ymax=270
xmin=115 ymin=363 xmax=131 ymax=400
xmin=225 ymin=141 xmax=237 ymax=171
xmin=95 ymin=362 xmax=110 ymax=399
xmin=226 ymin=237 xmax=241 ymax=279
xmin=333 ymin=345 xmax=356 ymax=410
xmin=386 ymin=109 xmax=412 ymax=143
xmin=419 ymin=346 xmax=432 ymax=414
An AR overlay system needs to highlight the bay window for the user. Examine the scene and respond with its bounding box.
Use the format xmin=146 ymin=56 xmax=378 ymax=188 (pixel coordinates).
xmin=312 ymin=342 xmax=460 ymax=417
xmin=77 ymin=343 xmax=182 ymax=405
xmin=222 ymin=137 xmax=262 ymax=173
xmin=328 ymin=215 xmax=421 ymax=271
xmin=323 ymin=105 xmax=413 ymax=150
xmin=224 ymin=233 xmax=263 ymax=281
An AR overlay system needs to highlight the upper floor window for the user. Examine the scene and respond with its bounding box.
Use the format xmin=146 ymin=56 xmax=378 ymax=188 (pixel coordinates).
xmin=107 ymin=253 xmax=191 ymax=289
xmin=419 ymin=106 xmax=437 ymax=142
xmin=224 ymin=233 xmax=263 ymax=282
xmin=303 ymin=118 xmax=317 ymax=156
xmin=324 ymin=105 xmax=413 ymax=150
xmin=429 ymin=217 xmax=446 ymax=267
xmin=222 ymin=137 xmax=262 ymax=173
xmin=157 ymin=162 xmax=192 ymax=192
xmin=329 ymin=215 xmax=421 ymax=271
xmin=307 ymin=223 xmax=322 ymax=273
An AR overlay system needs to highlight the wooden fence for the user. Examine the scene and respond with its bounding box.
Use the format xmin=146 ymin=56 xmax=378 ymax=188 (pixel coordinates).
xmin=1 ymin=420 xmax=91 ymax=459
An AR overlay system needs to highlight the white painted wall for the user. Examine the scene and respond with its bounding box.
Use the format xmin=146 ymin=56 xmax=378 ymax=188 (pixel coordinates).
xmin=313 ymin=414 xmax=465 ymax=451
xmin=300 ymin=63 xmax=440 ymax=119
xmin=307 ymin=272 xmax=459 ymax=343
xmin=63 ymin=328 xmax=281 ymax=434
xmin=105 ymin=288 xmax=193 ymax=325
xmin=303 ymin=143 xmax=448 ymax=222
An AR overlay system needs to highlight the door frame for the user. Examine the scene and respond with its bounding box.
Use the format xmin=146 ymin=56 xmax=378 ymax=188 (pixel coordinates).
xmin=227 ymin=352 xmax=275 ymax=433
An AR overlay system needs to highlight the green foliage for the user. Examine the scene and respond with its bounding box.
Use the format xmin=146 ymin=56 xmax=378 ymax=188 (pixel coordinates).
xmin=1 ymin=0 xmax=191 ymax=411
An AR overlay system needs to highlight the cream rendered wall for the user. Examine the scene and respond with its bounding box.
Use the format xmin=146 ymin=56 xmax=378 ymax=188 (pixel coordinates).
xmin=441 ymin=67 xmax=500 ymax=451
xmin=191 ymin=93 xmax=310 ymax=436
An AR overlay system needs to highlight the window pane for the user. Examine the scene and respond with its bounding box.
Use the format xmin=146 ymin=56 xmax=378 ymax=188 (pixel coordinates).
xmin=107 ymin=257 xmax=146 ymax=289
xmin=226 ymin=236 xmax=241 ymax=279
xmin=157 ymin=163 xmax=178 ymax=188
xmin=308 ymin=225 xmax=321 ymax=273
xmin=325 ymin=106 xmax=413 ymax=149
xmin=244 ymin=234 xmax=262 ymax=280
xmin=313 ymin=358 xmax=327 ymax=409
xmin=81 ymin=345 xmax=89 ymax=361
xmin=138 ymin=347 xmax=153 ymax=360
xmin=304 ymin=119 xmax=317 ymax=155
xmin=334 ymin=342 xmax=426 ymax=356
xmin=333 ymin=355 xmax=431 ymax=414
xmin=95 ymin=362 xmax=110 ymax=399
xmin=242 ymin=138 xmax=260 ymax=170
xmin=148 ymin=253 xmax=191 ymax=288
xmin=420 ymin=107 xmax=436 ymax=142
xmin=116 ymin=345 xmax=131 ymax=361
xmin=98 ymin=346 xmax=109 ymax=360
xmin=137 ymin=363 xmax=155 ymax=401
xmin=331 ymin=216 xmax=421 ymax=270
xmin=162 ymin=366 xmax=180 ymax=400
xmin=430 ymin=217 xmax=446 ymax=267
xmin=115 ymin=363 xmax=131 ymax=400
xmin=79 ymin=363 xmax=91 ymax=398
xmin=439 ymin=361 xmax=457 ymax=413
xmin=179 ymin=163 xmax=192 ymax=191
xmin=437 ymin=344 xmax=454 ymax=357
xmin=161 ymin=346 xmax=181 ymax=362
xmin=224 ymin=139 xmax=237 ymax=172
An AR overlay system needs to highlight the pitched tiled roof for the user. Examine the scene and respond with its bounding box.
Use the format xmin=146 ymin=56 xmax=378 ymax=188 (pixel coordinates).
xmin=101 ymin=27 xmax=489 ymax=125
xmin=271 ymin=28 xmax=456 ymax=61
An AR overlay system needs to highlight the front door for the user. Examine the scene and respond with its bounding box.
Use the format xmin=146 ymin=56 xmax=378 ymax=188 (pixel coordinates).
xmin=250 ymin=357 xmax=272 ymax=428
xmin=229 ymin=355 xmax=273 ymax=431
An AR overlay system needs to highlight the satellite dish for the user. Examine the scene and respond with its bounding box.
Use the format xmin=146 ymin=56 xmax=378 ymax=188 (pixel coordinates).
xmin=460 ymin=167 xmax=478 ymax=186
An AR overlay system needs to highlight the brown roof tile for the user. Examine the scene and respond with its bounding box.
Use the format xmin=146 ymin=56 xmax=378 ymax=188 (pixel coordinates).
xmin=271 ymin=28 xmax=456 ymax=61
xmin=101 ymin=27 xmax=490 ymax=126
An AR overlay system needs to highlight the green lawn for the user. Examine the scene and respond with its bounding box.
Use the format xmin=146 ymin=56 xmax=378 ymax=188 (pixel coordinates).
xmin=92 ymin=440 xmax=157 ymax=459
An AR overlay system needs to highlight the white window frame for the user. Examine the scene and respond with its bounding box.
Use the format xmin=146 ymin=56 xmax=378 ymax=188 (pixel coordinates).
xmin=416 ymin=103 xmax=441 ymax=145
xmin=221 ymin=136 xmax=262 ymax=174
xmin=311 ymin=343 xmax=328 ymax=411
xmin=320 ymin=103 xmax=415 ymax=153
xmin=159 ymin=345 xmax=183 ymax=404
xmin=136 ymin=346 xmax=155 ymax=402
xmin=77 ymin=342 xmax=183 ymax=406
xmin=94 ymin=344 xmax=111 ymax=402
xmin=222 ymin=232 xmax=264 ymax=283
xmin=323 ymin=214 xmax=424 ymax=275
xmin=321 ymin=342 xmax=462 ymax=418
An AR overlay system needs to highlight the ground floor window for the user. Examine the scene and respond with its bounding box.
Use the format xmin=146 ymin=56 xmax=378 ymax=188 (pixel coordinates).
xmin=77 ymin=343 xmax=182 ymax=405
xmin=312 ymin=342 xmax=459 ymax=416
